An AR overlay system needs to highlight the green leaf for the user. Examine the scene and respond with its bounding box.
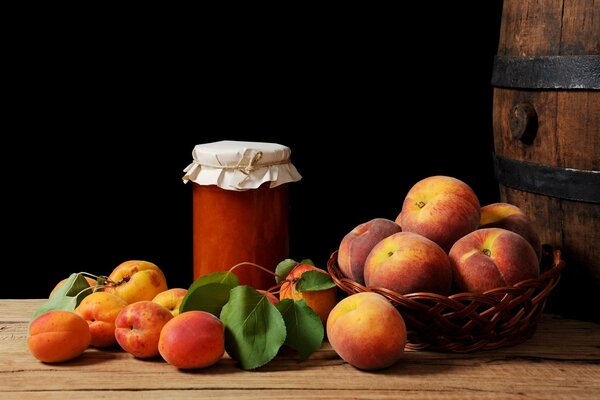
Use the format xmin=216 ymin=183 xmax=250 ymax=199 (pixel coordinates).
xmin=275 ymin=259 xmax=298 ymax=284
xmin=180 ymin=272 xmax=239 ymax=316
xmin=295 ymin=270 xmax=336 ymax=292
xmin=188 ymin=271 xmax=239 ymax=292
xmin=276 ymin=299 xmax=324 ymax=360
xmin=300 ymin=259 xmax=315 ymax=266
xmin=32 ymin=273 xmax=92 ymax=320
xmin=220 ymin=286 xmax=286 ymax=370
xmin=180 ymin=283 xmax=234 ymax=316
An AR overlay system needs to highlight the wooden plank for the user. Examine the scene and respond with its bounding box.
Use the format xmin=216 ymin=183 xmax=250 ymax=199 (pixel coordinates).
xmin=560 ymin=0 xmax=600 ymax=54
xmin=497 ymin=0 xmax=563 ymax=56
xmin=1 ymin=300 xmax=599 ymax=399
xmin=6 ymin=388 xmax=594 ymax=400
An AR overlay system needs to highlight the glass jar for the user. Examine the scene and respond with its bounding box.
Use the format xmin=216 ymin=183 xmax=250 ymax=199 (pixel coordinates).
xmin=183 ymin=141 xmax=302 ymax=290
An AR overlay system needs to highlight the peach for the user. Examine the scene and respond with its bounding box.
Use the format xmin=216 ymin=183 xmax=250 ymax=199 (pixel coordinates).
xmin=75 ymin=291 xmax=128 ymax=347
xmin=159 ymin=311 xmax=225 ymax=369
xmin=114 ymin=300 xmax=173 ymax=358
xmin=327 ymin=292 xmax=406 ymax=370
xmin=152 ymin=288 xmax=188 ymax=316
xmin=397 ymin=175 xmax=480 ymax=252
xmin=449 ymin=227 xmax=540 ymax=293
xmin=50 ymin=276 xmax=97 ymax=298
xmin=279 ymin=264 xmax=337 ymax=325
xmin=364 ymin=232 xmax=452 ymax=295
xmin=257 ymin=289 xmax=279 ymax=305
xmin=337 ymin=218 xmax=401 ymax=284
xmin=27 ymin=311 xmax=90 ymax=363
xmin=105 ymin=260 xmax=168 ymax=304
xmin=479 ymin=202 xmax=542 ymax=260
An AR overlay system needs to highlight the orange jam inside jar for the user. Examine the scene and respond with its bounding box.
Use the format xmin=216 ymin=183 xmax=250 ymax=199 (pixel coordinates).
xmin=183 ymin=141 xmax=302 ymax=290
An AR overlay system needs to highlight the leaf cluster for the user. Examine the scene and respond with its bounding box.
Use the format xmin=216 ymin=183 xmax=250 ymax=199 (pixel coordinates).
xmin=180 ymin=260 xmax=335 ymax=369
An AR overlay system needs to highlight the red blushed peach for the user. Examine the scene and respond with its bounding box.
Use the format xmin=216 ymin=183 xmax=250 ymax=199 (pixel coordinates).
xmin=114 ymin=301 xmax=173 ymax=358
xmin=449 ymin=228 xmax=540 ymax=293
xmin=479 ymin=202 xmax=542 ymax=260
xmin=338 ymin=218 xmax=401 ymax=284
xmin=364 ymin=232 xmax=452 ymax=295
xmin=397 ymin=175 xmax=480 ymax=252
xmin=280 ymin=264 xmax=337 ymax=325
xmin=152 ymin=288 xmax=188 ymax=316
xmin=327 ymin=292 xmax=406 ymax=370
xmin=75 ymin=291 xmax=128 ymax=347
xmin=159 ymin=311 xmax=225 ymax=369
xmin=28 ymin=311 xmax=91 ymax=363
xmin=105 ymin=260 xmax=168 ymax=304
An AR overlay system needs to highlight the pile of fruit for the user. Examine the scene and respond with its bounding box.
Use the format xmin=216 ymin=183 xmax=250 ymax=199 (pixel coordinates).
xmin=337 ymin=175 xmax=541 ymax=295
xmin=332 ymin=175 xmax=543 ymax=368
xmin=27 ymin=175 xmax=542 ymax=372
xmin=27 ymin=259 xmax=338 ymax=370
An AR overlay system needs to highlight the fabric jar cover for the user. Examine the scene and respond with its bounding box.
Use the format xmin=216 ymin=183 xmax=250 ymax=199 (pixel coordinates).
xmin=183 ymin=140 xmax=302 ymax=190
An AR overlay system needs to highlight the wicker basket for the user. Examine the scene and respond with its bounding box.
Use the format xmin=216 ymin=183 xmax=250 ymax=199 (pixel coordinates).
xmin=327 ymin=245 xmax=565 ymax=352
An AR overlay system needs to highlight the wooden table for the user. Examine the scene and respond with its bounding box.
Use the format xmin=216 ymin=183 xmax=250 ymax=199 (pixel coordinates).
xmin=1 ymin=299 xmax=599 ymax=399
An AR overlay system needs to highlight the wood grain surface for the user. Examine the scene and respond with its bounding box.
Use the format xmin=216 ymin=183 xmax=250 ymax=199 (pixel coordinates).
xmin=1 ymin=299 xmax=599 ymax=399
xmin=492 ymin=0 xmax=600 ymax=321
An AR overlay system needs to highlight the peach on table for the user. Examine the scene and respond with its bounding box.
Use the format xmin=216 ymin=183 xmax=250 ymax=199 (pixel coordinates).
xmin=327 ymin=292 xmax=406 ymax=370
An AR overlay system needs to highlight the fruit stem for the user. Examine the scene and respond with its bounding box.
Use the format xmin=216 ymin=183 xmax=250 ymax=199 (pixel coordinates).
xmin=73 ymin=284 xmax=107 ymax=298
xmin=228 ymin=262 xmax=285 ymax=281
xmin=105 ymin=275 xmax=130 ymax=287
xmin=80 ymin=272 xmax=102 ymax=280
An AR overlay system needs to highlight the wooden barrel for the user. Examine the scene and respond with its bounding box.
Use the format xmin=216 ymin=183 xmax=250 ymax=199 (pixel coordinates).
xmin=492 ymin=0 xmax=599 ymax=322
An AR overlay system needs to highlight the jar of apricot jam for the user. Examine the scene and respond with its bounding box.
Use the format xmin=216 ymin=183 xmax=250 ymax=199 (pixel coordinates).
xmin=183 ymin=141 xmax=302 ymax=290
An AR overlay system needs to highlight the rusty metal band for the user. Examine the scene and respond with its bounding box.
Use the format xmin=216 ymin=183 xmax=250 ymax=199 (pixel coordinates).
xmin=493 ymin=153 xmax=600 ymax=203
xmin=491 ymin=55 xmax=600 ymax=90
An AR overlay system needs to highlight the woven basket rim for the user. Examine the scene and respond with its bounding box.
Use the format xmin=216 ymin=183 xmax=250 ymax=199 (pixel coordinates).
xmin=327 ymin=245 xmax=564 ymax=304
xmin=327 ymin=245 xmax=565 ymax=352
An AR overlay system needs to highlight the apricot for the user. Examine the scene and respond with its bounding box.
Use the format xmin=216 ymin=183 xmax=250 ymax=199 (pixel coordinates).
xmin=159 ymin=311 xmax=225 ymax=369
xmin=152 ymin=288 xmax=188 ymax=316
xmin=75 ymin=291 xmax=128 ymax=347
xmin=28 ymin=311 xmax=91 ymax=363
xmin=279 ymin=264 xmax=337 ymax=325
xmin=327 ymin=292 xmax=406 ymax=370
xmin=105 ymin=260 xmax=168 ymax=304
xmin=114 ymin=300 xmax=173 ymax=358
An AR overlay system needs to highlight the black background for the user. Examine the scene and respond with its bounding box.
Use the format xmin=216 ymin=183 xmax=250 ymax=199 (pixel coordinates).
xmin=6 ymin=2 xmax=505 ymax=298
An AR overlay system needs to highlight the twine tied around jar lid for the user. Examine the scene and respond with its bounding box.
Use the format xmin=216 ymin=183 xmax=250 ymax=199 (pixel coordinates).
xmin=182 ymin=141 xmax=302 ymax=190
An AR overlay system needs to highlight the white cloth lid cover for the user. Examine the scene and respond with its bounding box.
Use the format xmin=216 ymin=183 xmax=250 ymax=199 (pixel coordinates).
xmin=182 ymin=140 xmax=302 ymax=191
